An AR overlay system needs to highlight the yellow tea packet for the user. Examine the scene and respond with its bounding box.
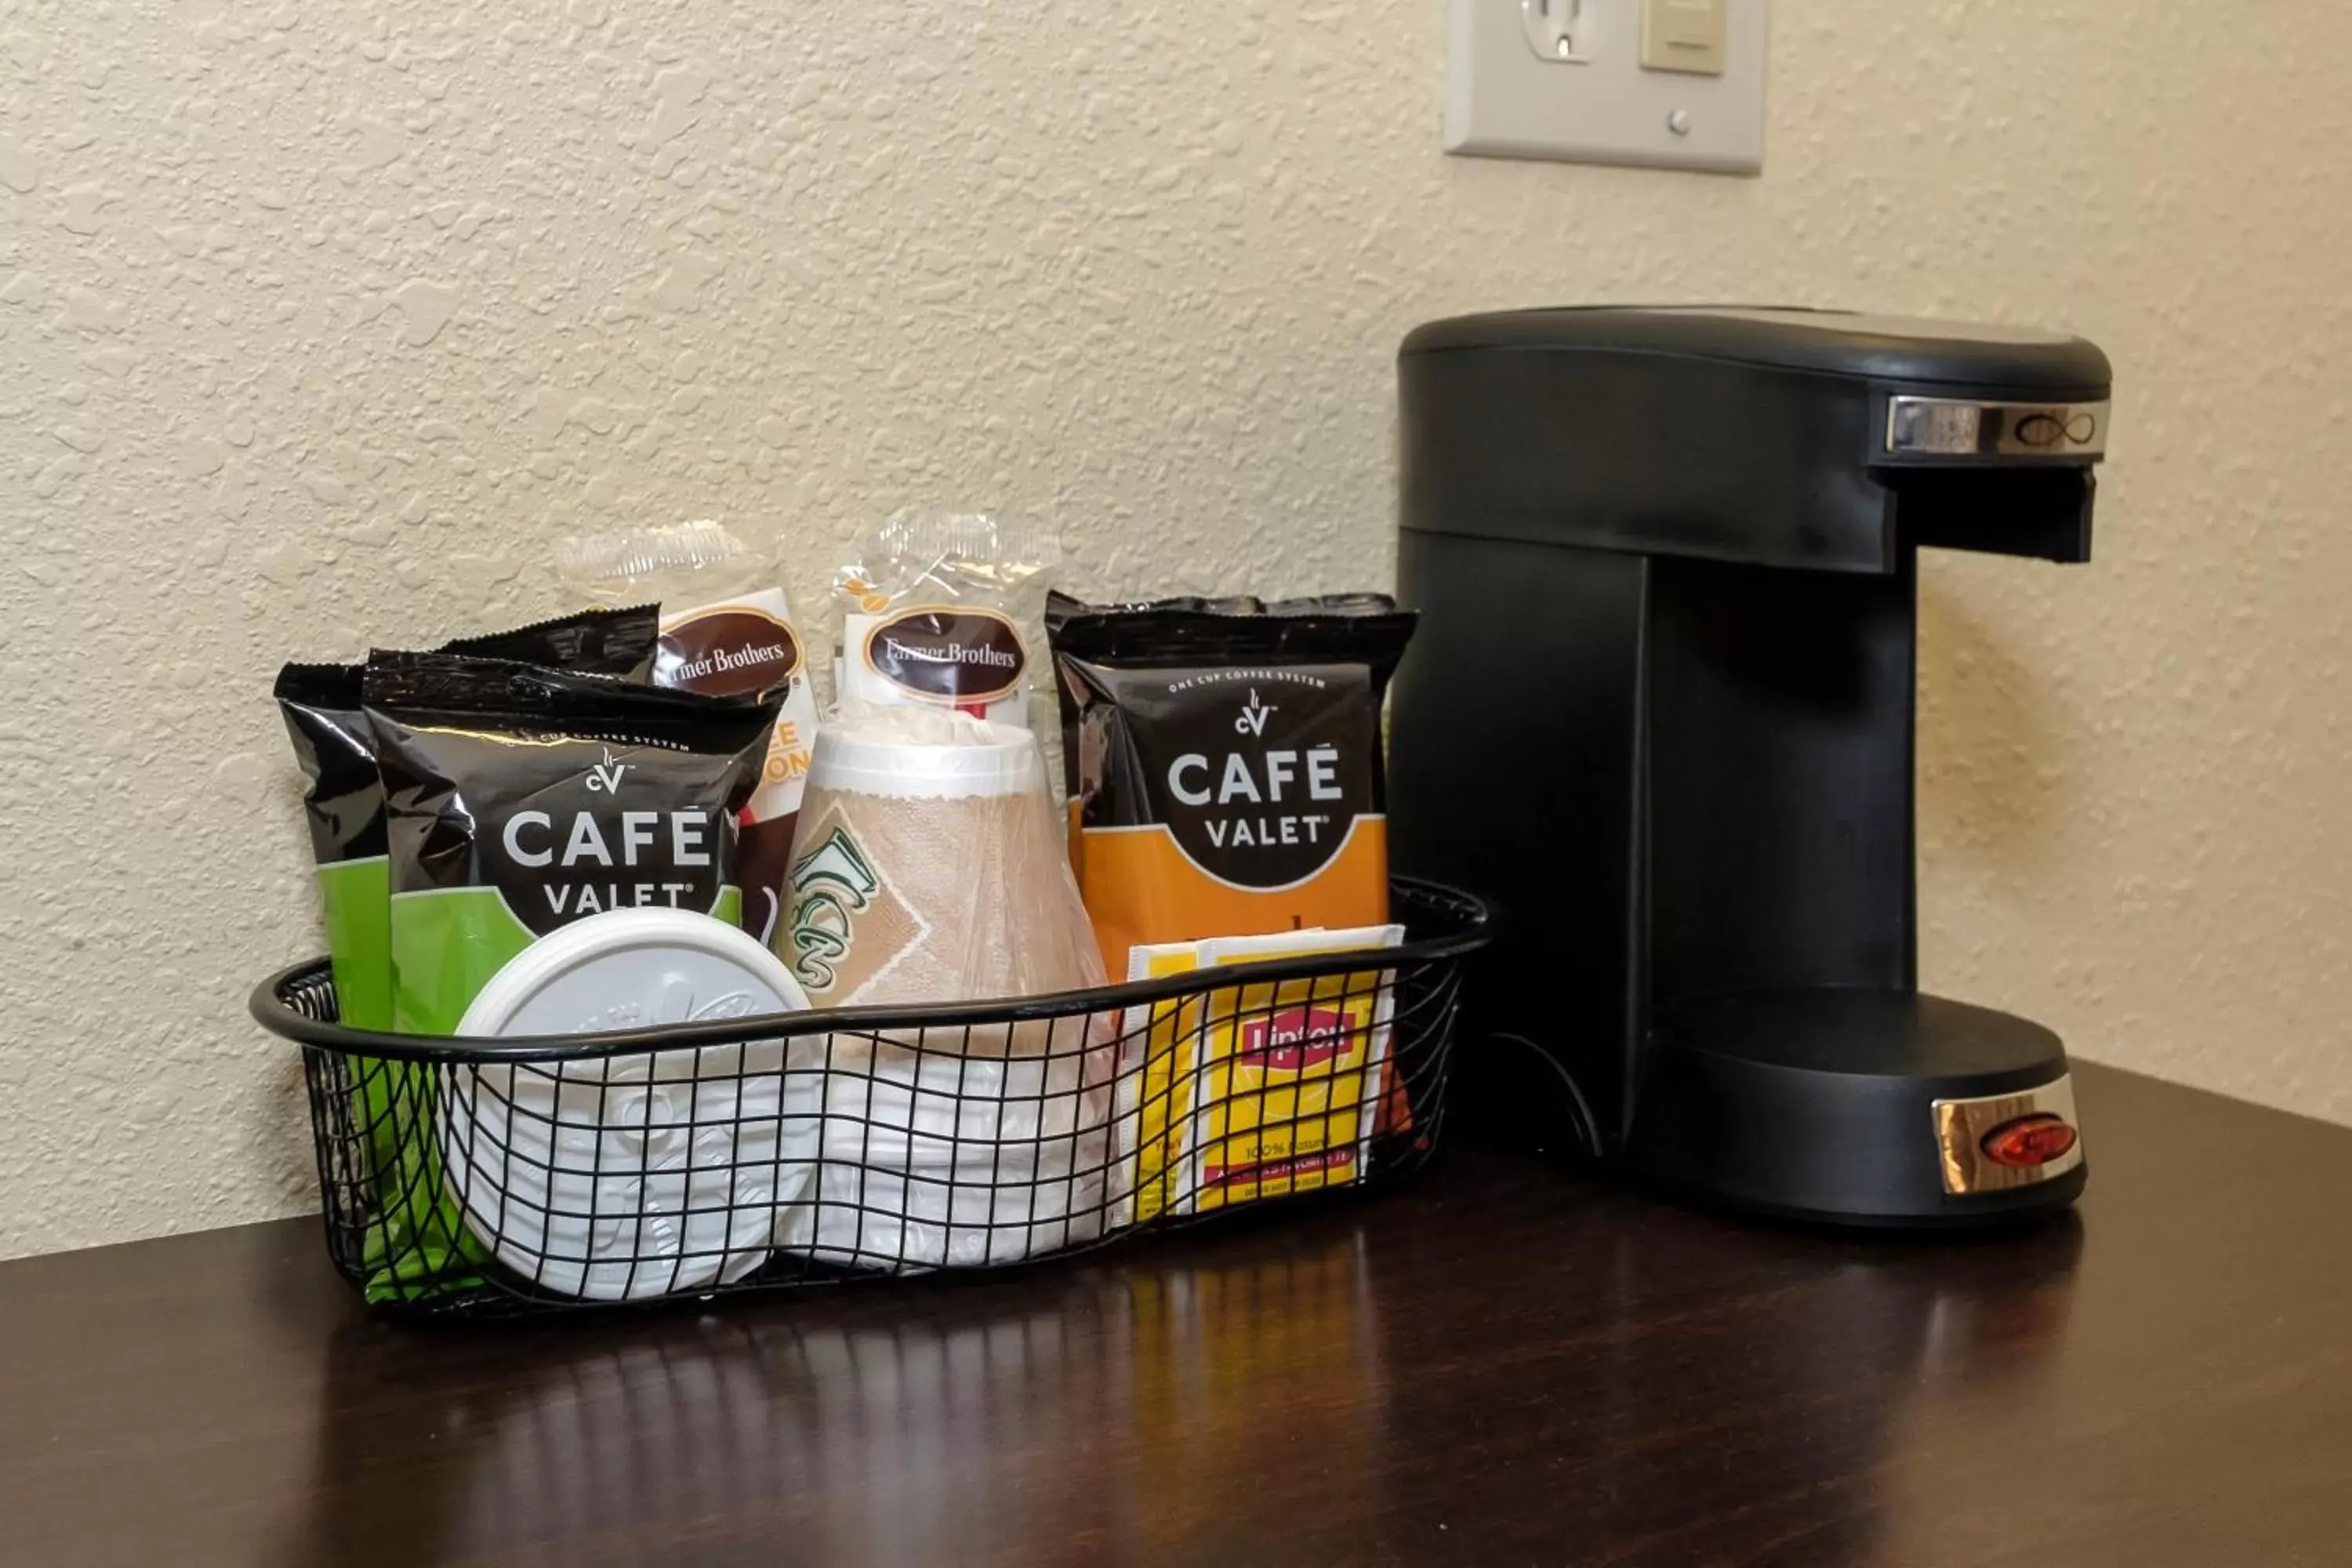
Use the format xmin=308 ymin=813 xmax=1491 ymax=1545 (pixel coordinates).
xmin=1116 ymin=939 xmax=1212 ymax=1227
xmin=1118 ymin=925 xmax=1402 ymax=1224
xmin=1187 ymin=927 xmax=1403 ymax=1213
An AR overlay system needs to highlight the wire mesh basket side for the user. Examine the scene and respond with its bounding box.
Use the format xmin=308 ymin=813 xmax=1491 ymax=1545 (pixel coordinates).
xmin=286 ymin=974 xmax=488 ymax=1303
xmin=280 ymin=881 xmax=1485 ymax=1317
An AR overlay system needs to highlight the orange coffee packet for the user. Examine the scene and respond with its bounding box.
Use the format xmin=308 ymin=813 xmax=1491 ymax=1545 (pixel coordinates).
xmin=1045 ymin=592 xmax=1416 ymax=973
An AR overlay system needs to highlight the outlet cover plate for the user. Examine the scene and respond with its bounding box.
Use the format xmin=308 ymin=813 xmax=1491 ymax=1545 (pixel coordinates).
xmin=1446 ymin=0 xmax=1769 ymax=174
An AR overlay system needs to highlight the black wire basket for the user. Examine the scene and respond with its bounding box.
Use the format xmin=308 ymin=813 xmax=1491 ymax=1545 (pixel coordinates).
xmin=249 ymin=878 xmax=1494 ymax=1318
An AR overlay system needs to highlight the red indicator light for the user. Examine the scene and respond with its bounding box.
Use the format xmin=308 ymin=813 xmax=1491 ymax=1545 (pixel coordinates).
xmin=1981 ymin=1114 xmax=2078 ymax=1169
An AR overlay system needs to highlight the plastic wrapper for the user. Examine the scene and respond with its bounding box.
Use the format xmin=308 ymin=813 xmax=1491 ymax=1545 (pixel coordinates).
xmin=774 ymin=1029 xmax=1111 ymax=1272
xmin=364 ymin=655 xmax=779 ymax=1030
xmin=832 ymin=510 xmax=1060 ymax=729
xmin=274 ymin=605 xmax=662 ymax=1033
xmin=777 ymin=706 xmax=1113 ymax=1270
xmin=558 ymin=521 xmax=821 ymax=946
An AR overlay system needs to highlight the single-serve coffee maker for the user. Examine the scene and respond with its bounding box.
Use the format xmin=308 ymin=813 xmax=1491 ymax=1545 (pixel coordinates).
xmin=1389 ymin=307 xmax=2107 ymax=1226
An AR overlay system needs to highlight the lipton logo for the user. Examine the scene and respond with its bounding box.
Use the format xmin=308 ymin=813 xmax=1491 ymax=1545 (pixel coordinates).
xmin=862 ymin=606 xmax=1028 ymax=706
xmin=1237 ymin=1006 xmax=1352 ymax=1072
xmin=655 ymin=608 xmax=804 ymax=698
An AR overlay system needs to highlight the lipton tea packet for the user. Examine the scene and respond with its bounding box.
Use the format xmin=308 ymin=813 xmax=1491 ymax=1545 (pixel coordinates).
xmin=1045 ymin=592 xmax=1417 ymax=977
xmin=1116 ymin=924 xmax=1403 ymax=1224
xmin=833 ymin=509 xmax=1060 ymax=728
xmin=365 ymin=656 xmax=779 ymax=1036
xmin=558 ymin=522 xmax=821 ymax=948
xmin=1189 ymin=927 xmax=1403 ymax=1214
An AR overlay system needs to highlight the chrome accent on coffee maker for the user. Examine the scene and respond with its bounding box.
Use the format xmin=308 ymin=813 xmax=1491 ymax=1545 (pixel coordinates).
xmin=1886 ymin=397 xmax=2111 ymax=459
xmin=1932 ymin=1076 xmax=2085 ymax=1196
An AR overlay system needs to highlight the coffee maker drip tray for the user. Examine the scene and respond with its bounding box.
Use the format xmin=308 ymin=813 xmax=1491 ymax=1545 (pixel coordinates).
xmin=1629 ymin=989 xmax=2087 ymax=1227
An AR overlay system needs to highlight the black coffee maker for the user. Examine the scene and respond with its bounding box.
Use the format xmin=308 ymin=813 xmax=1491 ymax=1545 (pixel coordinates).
xmin=1390 ymin=307 xmax=2107 ymax=1226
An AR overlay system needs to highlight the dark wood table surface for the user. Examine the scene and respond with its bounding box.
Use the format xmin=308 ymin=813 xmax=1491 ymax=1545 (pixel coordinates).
xmin=4 ymin=1061 xmax=2349 ymax=1567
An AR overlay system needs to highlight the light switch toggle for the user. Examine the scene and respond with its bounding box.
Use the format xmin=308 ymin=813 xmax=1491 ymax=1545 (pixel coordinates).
xmin=1642 ymin=0 xmax=1728 ymax=75
xmin=1523 ymin=0 xmax=1596 ymax=64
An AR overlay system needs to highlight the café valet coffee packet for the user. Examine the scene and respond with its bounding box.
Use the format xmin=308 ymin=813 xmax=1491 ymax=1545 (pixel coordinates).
xmin=1044 ymin=592 xmax=1417 ymax=975
xmin=273 ymin=605 xmax=662 ymax=1033
xmin=274 ymin=605 xmax=660 ymax=1301
xmin=833 ymin=509 xmax=1060 ymax=728
xmin=364 ymin=656 xmax=780 ymax=1036
xmin=558 ymin=521 xmax=821 ymax=947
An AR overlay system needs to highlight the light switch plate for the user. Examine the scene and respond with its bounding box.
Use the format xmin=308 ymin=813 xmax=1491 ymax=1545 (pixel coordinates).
xmin=1445 ymin=0 xmax=1769 ymax=175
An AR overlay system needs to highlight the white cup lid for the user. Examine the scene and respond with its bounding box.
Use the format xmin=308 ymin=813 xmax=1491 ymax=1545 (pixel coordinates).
xmin=456 ymin=907 xmax=811 ymax=1037
xmin=442 ymin=909 xmax=811 ymax=1301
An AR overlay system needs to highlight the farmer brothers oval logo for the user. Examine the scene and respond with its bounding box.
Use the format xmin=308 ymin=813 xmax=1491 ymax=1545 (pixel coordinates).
xmin=862 ymin=606 xmax=1029 ymax=706
xmin=655 ymin=606 xmax=805 ymax=697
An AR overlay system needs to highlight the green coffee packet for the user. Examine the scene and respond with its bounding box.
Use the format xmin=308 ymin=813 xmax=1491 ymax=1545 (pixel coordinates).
xmin=365 ymin=656 xmax=780 ymax=1036
xmin=274 ymin=605 xmax=659 ymax=1301
xmin=274 ymin=604 xmax=662 ymax=1029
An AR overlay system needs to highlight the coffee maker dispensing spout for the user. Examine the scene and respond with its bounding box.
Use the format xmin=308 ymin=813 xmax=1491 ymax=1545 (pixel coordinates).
xmin=1388 ymin=307 xmax=2107 ymax=1227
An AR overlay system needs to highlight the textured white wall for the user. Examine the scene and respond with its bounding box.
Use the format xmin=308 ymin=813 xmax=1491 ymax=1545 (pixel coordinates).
xmin=2 ymin=1 xmax=2347 ymax=1258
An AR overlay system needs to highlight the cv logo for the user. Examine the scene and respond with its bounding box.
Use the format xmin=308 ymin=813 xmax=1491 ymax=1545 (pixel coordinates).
xmin=584 ymin=747 xmax=632 ymax=794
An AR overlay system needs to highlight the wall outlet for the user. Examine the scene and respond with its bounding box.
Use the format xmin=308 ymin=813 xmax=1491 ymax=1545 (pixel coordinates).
xmin=1445 ymin=0 xmax=1769 ymax=175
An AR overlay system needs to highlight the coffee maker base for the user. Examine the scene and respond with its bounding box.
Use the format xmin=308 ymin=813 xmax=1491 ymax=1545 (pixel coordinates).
xmin=1628 ymin=1163 xmax=2089 ymax=1233
xmin=1623 ymin=989 xmax=2089 ymax=1228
